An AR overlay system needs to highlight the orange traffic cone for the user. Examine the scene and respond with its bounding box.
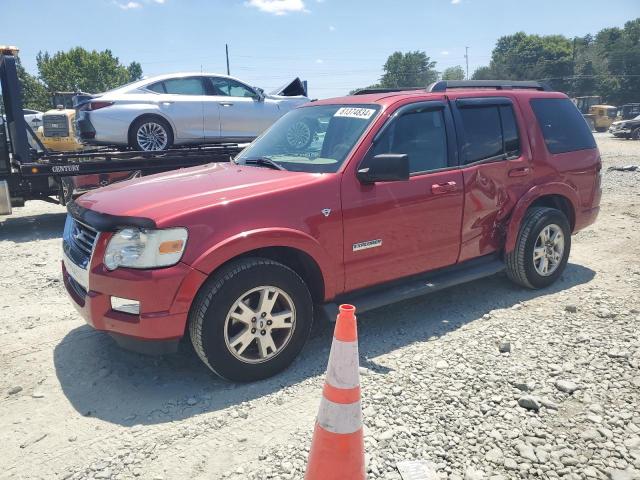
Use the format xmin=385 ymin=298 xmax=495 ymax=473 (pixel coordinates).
xmin=305 ymin=304 xmax=365 ymax=480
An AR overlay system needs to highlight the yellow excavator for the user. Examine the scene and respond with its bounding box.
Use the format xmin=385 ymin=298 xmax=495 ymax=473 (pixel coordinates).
xmin=35 ymin=91 xmax=92 ymax=152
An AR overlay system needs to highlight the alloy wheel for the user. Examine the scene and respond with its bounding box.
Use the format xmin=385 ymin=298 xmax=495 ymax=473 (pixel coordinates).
xmin=533 ymin=224 xmax=565 ymax=276
xmin=286 ymin=121 xmax=312 ymax=149
xmin=136 ymin=122 xmax=168 ymax=151
xmin=223 ymin=286 xmax=296 ymax=364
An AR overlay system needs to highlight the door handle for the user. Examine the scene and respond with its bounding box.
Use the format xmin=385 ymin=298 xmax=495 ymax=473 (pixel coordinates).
xmin=431 ymin=181 xmax=457 ymax=194
xmin=508 ymin=167 xmax=530 ymax=177
xmin=219 ymin=102 xmax=234 ymax=107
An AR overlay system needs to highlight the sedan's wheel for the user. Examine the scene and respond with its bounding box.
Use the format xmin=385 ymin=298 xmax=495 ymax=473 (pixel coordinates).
xmin=505 ymin=207 xmax=571 ymax=289
xmin=189 ymin=258 xmax=313 ymax=382
xmin=286 ymin=120 xmax=313 ymax=150
xmin=130 ymin=117 xmax=173 ymax=151
xmin=632 ymin=128 xmax=640 ymax=140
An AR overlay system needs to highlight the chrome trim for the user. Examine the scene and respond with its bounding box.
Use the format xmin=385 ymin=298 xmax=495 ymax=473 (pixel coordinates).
xmin=63 ymin=249 xmax=90 ymax=291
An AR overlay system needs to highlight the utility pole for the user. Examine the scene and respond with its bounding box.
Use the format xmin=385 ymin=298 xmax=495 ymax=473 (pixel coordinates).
xmin=225 ymin=44 xmax=230 ymax=76
xmin=464 ymin=46 xmax=469 ymax=80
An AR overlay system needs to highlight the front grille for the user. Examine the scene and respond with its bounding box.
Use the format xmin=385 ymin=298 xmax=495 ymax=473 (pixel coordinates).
xmin=63 ymin=215 xmax=99 ymax=269
xmin=43 ymin=114 xmax=70 ymax=137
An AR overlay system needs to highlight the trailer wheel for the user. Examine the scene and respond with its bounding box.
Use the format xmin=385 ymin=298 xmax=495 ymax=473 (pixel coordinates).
xmin=129 ymin=116 xmax=173 ymax=151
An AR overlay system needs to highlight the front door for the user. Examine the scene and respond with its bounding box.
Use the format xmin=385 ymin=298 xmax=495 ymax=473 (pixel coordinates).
xmin=206 ymin=77 xmax=280 ymax=140
xmin=341 ymin=101 xmax=464 ymax=292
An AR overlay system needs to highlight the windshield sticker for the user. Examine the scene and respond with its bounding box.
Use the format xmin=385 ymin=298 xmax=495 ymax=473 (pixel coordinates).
xmin=334 ymin=107 xmax=376 ymax=120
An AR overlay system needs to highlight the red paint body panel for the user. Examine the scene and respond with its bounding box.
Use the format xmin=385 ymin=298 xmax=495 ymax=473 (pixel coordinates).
xmin=67 ymin=88 xmax=601 ymax=343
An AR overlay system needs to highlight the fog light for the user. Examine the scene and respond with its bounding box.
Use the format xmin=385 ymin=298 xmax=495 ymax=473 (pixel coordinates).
xmin=110 ymin=296 xmax=140 ymax=315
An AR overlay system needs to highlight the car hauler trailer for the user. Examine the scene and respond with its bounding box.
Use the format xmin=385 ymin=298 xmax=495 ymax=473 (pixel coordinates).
xmin=0 ymin=47 xmax=243 ymax=217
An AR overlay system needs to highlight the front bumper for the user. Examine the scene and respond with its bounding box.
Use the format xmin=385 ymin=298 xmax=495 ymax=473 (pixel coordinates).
xmin=62 ymin=249 xmax=207 ymax=348
xmin=609 ymin=127 xmax=631 ymax=137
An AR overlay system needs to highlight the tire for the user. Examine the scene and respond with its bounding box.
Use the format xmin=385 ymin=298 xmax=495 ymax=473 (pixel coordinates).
xmin=632 ymin=128 xmax=640 ymax=141
xmin=129 ymin=116 xmax=173 ymax=151
xmin=285 ymin=119 xmax=315 ymax=150
xmin=505 ymin=207 xmax=571 ymax=289
xmin=189 ymin=258 xmax=313 ymax=382
xmin=595 ymin=126 xmax=607 ymax=133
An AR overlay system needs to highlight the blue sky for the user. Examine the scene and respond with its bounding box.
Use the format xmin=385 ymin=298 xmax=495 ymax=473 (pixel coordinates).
xmin=3 ymin=0 xmax=639 ymax=98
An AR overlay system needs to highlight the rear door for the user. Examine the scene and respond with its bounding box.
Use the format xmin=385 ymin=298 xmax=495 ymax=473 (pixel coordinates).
xmin=206 ymin=77 xmax=280 ymax=140
xmin=147 ymin=77 xmax=207 ymax=141
xmin=341 ymin=100 xmax=464 ymax=291
xmin=451 ymin=96 xmax=531 ymax=262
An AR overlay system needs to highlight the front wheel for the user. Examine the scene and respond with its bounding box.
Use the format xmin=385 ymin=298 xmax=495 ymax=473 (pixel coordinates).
xmin=506 ymin=207 xmax=571 ymax=289
xmin=189 ymin=258 xmax=313 ymax=382
xmin=632 ymin=128 xmax=640 ymax=140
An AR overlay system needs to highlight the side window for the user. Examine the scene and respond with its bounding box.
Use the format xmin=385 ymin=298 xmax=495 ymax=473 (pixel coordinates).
xmin=162 ymin=77 xmax=206 ymax=95
xmin=500 ymin=105 xmax=521 ymax=158
xmin=458 ymin=103 xmax=521 ymax=164
xmin=530 ymin=98 xmax=596 ymax=154
xmin=209 ymin=78 xmax=256 ymax=98
xmin=146 ymin=82 xmax=166 ymax=94
xmin=372 ymin=108 xmax=448 ymax=174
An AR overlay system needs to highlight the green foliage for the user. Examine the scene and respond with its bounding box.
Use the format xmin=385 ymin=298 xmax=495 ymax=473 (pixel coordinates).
xmin=16 ymin=58 xmax=49 ymax=111
xmin=36 ymin=47 xmax=143 ymax=93
xmin=380 ymin=51 xmax=438 ymax=88
xmin=473 ymin=18 xmax=640 ymax=105
xmin=471 ymin=66 xmax=495 ymax=80
xmin=442 ymin=65 xmax=465 ymax=81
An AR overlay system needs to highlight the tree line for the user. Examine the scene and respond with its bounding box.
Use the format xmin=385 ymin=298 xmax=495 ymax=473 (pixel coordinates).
xmin=10 ymin=47 xmax=142 ymax=112
xmin=353 ymin=17 xmax=639 ymax=106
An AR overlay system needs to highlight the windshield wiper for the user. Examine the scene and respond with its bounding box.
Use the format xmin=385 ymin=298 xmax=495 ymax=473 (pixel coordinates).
xmin=241 ymin=157 xmax=286 ymax=171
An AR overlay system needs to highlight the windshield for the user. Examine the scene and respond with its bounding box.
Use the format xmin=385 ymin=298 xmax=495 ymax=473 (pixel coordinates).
xmin=236 ymin=104 xmax=380 ymax=173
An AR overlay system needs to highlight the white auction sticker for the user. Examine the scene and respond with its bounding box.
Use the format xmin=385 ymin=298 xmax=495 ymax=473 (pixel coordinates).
xmin=334 ymin=107 xmax=376 ymax=119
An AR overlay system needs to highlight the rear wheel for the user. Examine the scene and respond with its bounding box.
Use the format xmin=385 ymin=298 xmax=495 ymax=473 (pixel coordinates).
xmin=632 ymin=128 xmax=640 ymax=140
xmin=595 ymin=126 xmax=607 ymax=133
xmin=189 ymin=258 xmax=313 ymax=382
xmin=129 ymin=116 xmax=173 ymax=151
xmin=506 ymin=207 xmax=571 ymax=289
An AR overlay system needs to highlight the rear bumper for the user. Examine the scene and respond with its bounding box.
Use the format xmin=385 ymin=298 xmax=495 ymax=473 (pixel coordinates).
xmin=62 ymin=259 xmax=207 ymax=345
xmin=575 ymin=206 xmax=600 ymax=232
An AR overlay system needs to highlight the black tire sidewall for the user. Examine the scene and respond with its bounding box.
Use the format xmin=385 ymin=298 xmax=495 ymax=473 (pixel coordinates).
xmin=522 ymin=210 xmax=571 ymax=288
xmin=130 ymin=117 xmax=174 ymax=151
xmin=197 ymin=261 xmax=313 ymax=382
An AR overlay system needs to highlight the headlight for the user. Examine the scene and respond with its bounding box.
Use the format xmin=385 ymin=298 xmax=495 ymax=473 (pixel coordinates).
xmin=104 ymin=227 xmax=188 ymax=271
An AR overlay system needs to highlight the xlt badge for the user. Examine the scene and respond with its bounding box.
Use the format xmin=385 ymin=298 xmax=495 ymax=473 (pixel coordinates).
xmin=352 ymin=239 xmax=382 ymax=252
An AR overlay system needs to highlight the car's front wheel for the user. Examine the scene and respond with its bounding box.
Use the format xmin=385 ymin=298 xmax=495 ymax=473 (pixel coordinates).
xmin=506 ymin=207 xmax=571 ymax=289
xmin=189 ymin=258 xmax=313 ymax=382
xmin=632 ymin=128 xmax=640 ymax=140
xmin=129 ymin=116 xmax=173 ymax=151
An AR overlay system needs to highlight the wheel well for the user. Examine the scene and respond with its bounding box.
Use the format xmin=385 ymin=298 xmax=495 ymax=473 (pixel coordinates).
xmin=127 ymin=113 xmax=174 ymax=144
xmin=224 ymin=247 xmax=325 ymax=303
xmin=528 ymin=194 xmax=575 ymax=230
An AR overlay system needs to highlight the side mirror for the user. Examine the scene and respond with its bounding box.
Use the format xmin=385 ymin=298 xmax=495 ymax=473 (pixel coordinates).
xmin=253 ymin=87 xmax=265 ymax=102
xmin=357 ymin=153 xmax=410 ymax=184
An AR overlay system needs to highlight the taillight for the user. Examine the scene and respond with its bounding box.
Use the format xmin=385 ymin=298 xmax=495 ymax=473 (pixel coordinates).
xmin=89 ymin=101 xmax=114 ymax=111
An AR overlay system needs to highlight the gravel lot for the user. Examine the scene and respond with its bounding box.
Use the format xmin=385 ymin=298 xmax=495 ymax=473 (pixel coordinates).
xmin=1 ymin=133 xmax=639 ymax=480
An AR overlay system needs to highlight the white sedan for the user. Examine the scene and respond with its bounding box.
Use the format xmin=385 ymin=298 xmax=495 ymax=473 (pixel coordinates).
xmin=76 ymin=73 xmax=310 ymax=151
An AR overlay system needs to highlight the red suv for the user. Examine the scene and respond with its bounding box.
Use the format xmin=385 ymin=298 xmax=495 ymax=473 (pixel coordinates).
xmin=62 ymin=81 xmax=601 ymax=381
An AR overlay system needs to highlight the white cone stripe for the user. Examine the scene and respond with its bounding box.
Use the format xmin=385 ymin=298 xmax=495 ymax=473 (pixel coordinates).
xmin=326 ymin=338 xmax=360 ymax=389
xmin=317 ymin=397 xmax=362 ymax=434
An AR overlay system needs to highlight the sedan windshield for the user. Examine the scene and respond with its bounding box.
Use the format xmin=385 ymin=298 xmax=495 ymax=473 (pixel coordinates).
xmin=236 ymin=104 xmax=380 ymax=173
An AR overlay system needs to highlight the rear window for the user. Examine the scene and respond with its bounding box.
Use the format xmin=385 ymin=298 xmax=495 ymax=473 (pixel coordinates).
xmin=530 ymin=98 xmax=596 ymax=154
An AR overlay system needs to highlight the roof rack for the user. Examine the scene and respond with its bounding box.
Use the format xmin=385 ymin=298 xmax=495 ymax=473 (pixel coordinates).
xmin=427 ymin=80 xmax=552 ymax=92
xmin=353 ymin=87 xmax=425 ymax=95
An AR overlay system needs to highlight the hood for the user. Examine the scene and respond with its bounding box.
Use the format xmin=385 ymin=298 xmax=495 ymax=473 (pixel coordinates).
xmin=270 ymin=78 xmax=307 ymax=97
xmin=75 ymin=162 xmax=322 ymax=225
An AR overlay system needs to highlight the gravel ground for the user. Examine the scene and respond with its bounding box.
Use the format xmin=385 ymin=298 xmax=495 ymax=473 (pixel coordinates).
xmin=0 ymin=133 xmax=639 ymax=480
